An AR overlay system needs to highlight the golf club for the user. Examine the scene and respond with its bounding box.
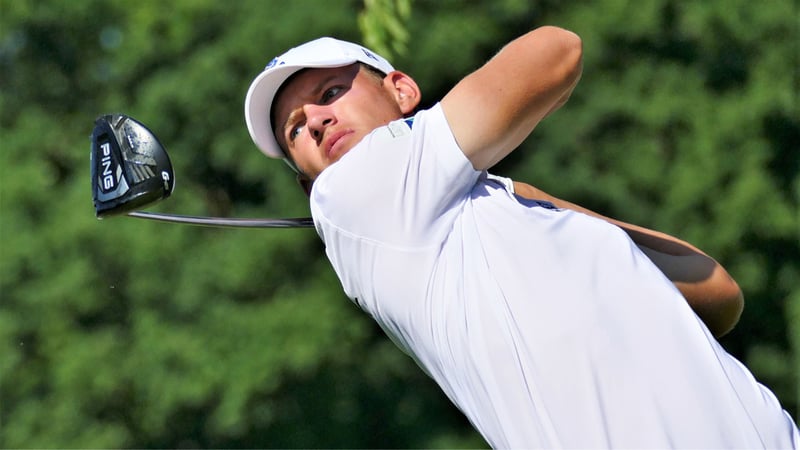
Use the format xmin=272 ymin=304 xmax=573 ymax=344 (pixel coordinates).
xmin=90 ymin=114 xmax=314 ymax=228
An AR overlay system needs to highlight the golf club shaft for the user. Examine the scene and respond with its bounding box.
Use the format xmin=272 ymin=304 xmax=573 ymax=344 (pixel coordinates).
xmin=127 ymin=211 xmax=314 ymax=228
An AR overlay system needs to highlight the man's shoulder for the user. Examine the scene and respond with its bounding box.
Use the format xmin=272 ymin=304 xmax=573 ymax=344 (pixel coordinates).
xmin=311 ymin=101 xmax=479 ymax=245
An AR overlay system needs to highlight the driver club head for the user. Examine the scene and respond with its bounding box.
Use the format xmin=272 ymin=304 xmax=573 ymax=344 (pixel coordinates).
xmin=89 ymin=113 xmax=314 ymax=228
xmin=91 ymin=114 xmax=175 ymax=218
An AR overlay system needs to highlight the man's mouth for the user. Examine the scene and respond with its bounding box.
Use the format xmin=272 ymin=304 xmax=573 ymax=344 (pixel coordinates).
xmin=325 ymin=129 xmax=353 ymax=159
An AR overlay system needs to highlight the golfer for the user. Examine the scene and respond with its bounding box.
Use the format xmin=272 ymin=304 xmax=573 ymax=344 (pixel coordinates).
xmin=245 ymin=27 xmax=799 ymax=448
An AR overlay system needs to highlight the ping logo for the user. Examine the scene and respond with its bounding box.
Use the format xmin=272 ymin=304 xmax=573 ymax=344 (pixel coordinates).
xmin=361 ymin=48 xmax=379 ymax=62
xmin=100 ymin=141 xmax=117 ymax=191
xmin=265 ymin=57 xmax=282 ymax=70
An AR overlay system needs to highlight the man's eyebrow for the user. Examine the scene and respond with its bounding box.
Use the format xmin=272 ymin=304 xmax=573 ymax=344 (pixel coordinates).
xmin=279 ymin=73 xmax=341 ymax=133
xmin=283 ymin=108 xmax=304 ymax=135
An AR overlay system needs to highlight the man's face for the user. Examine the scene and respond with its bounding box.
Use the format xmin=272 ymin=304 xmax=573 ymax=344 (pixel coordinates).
xmin=272 ymin=64 xmax=405 ymax=180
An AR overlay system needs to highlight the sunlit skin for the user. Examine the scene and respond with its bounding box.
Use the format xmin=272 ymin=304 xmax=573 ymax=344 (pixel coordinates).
xmin=272 ymin=63 xmax=420 ymax=180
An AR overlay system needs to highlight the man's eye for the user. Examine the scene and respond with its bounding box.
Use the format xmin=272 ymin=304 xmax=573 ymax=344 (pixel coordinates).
xmin=321 ymin=86 xmax=342 ymax=103
xmin=289 ymin=124 xmax=304 ymax=141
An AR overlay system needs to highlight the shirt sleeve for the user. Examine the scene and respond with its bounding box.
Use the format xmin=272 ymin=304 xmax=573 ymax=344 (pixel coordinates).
xmin=311 ymin=103 xmax=482 ymax=248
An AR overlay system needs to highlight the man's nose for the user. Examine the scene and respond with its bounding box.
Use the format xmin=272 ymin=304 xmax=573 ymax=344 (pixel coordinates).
xmin=304 ymin=104 xmax=334 ymax=141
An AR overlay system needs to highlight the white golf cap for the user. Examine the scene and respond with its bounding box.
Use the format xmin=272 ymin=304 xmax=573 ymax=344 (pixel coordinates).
xmin=244 ymin=37 xmax=395 ymax=160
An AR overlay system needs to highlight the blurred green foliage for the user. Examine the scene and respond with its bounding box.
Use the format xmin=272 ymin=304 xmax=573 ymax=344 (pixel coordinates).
xmin=1 ymin=0 xmax=797 ymax=447
xmin=358 ymin=0 xmax=411 ymax=60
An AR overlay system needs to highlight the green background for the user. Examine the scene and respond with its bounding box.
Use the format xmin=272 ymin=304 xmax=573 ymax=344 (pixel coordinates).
xmin=1 ymin=0 xmax=798 ymax=447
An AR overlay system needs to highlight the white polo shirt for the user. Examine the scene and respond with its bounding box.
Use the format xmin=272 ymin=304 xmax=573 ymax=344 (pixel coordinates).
xmin=310 ymin=103 xmax=799 ymax=448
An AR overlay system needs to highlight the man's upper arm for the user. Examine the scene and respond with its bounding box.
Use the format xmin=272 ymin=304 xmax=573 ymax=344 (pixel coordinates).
xmin=441 ymin=26 xmax=582 ymax=171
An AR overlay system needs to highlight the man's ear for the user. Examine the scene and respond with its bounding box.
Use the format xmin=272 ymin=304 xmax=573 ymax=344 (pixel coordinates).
xmin=385 ymin=71 xmax=421 ymax=115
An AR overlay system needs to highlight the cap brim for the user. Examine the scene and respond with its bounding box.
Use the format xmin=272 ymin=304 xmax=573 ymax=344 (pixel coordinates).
xmin=246 ymin=60 xmax=376 ymax=159
xmin=244 ymin=37 xmax=396 ymax=161
xmin=245 ymin=64 xmax=305 ymax=159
